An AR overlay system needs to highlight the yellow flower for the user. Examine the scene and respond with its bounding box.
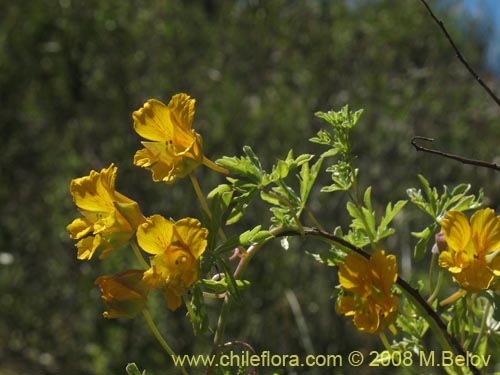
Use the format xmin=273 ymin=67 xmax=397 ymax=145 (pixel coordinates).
xmin=439 ymin=209 xmax=500 ymax=292
xmin=337 ymin=250 xmax=398 ymax=333
xmin=95 ymin=270 xmax=151 ymax=319
xmin=136 ymin=214 xmax=208 ymax=310
xmin=133 ymin=93 xmax=228 ymax=183
xmin=67 ymin=164 xmax=145 ymax=260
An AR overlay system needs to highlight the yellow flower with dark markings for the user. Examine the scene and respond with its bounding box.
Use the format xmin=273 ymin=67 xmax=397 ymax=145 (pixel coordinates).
xmin=95 ymin=270 xmax=151 ymax=319
xmin=67 ymin=164 xmax=145 ymax=260
xmin=439 ymin=208 xmax=500 ymax=292
xmin=133 ymin=93 xmax=228 ymax=183
xmin=337 ymin=250 xmax=398 ymax=333
xmin=137 ymin=214 xmax=208 ymax=310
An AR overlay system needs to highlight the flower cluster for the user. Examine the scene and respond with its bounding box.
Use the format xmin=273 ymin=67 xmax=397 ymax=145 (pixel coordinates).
xmin=337 ymin=250 xmax=399 ymax=333
xmin=67 ymin=93 xmax=222 ymax=317
xmin=133 ymin=93 xmax=227 ymax=183
xmin=67 ymin=163 xmax=145 ymax=260
xmin=438 ymin=208 xmax=500 ymax=292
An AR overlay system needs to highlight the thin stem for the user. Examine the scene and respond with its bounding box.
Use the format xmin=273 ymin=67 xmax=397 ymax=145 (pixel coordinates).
xmin=303 ymin=205 xmax=326 ymax=232
xmin=429 ymin=252 xmax=436 ymax=291
xmin=131 ymin=239 xmax=150 ymax=270
xmin=379 ymin=331 xmax=392 ymax=352
xmin=202 ymin=156 xmax=230 ymax=175
xmin=472 ymin=299 xmax=491 ymax=353
xmin=142 ymin=309 xmax=188 ymax=375
xmin=207 ymin=295 xmax=231 ymax=375
xmin=464 ymin=295 xmax=475 ymax=349
xmin=189 ymin=172 xmax=211 ymax=216
xmin=234 ymin=226 xmax=289 ymax=278
xmin=183 ymin=294 xmax=197 ymax=325
xmin=440 ymin=289 xmax=467 ymax=307
xmin=213 ymin=295 xmax=231 ymax=347
xmin=189 ymin=172 xmax=227 ymax=241
xmin=285 ymin=289 xmax=315 ymax=355
xmin=419 ymin=0 xmax=500 ymax=108
xmin=412 ymin=136 xmax=500 ymax=172
xmin=427 ymin=269 xmax=444 ymax=305
xmin=209 ymin=225 xmax=291 ymax=374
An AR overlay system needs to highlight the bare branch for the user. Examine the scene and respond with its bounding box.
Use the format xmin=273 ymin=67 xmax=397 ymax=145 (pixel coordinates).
xmin=419 ymin=0 xmax=500 ymax=108
xmin=411 ymin=136 xmax=500 ymax=171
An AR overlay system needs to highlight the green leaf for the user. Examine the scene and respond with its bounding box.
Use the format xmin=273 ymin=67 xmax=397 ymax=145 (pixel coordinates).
xmin=226 ymin=186 xmax=259 ymax=225
xmin=408 ymin=175 xmax=483 ymax=220
xmin=238 ymin=225 xmax=273 ymax=246
xmin=220 ymin=261 xmax=241 ymax=303
xmin=200 ymin=278 xmax=251 ymax=293
xmin=299 ymin=157 xmax=324 ymax=207
xmin=189 ymin=283 xmax=209 ymax=335
xmin=260 ymin=190 xmax=282 ymax=206
xmin=213 ymin=236 xmax=240 ymax=255
xmin=376 ymin=200 xmax=407 ymax=241
xmin=418 ymin=174 xmax=438 ymax=215
xmin=126 ymin=363 xmax=146 ymax=375
xmin=216 ymin=146 xmax=264 ymax=183
xmin=346 ymin=194 xmax=376 ymax=241
xmin=205 ymin=184 xmax=234 ymax=249
xmin=309 ymin=129 xmax=334 ymax=146
xmin=243 ymin=145 xmax=263 ymax=172
xmin=267 ymin=151 xmax=313 ymax=183
xmin=411 ymin=224 xmax=437 ymax=260
xmin=274 ymin=180 xmax=300 ymax=207
xmin=321 ymin=162 xmax=354 ymax=192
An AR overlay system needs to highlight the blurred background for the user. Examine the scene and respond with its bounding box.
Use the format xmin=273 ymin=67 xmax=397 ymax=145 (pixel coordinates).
xmin=1 ymin=0 xmax=500 ymax=374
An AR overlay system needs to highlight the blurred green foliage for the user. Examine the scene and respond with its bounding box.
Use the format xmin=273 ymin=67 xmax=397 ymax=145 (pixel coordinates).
xmin=1 ymin=0 xmax=499 ymax=374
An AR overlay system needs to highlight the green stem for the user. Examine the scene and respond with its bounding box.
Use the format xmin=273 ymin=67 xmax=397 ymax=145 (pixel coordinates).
xmin=464 ymin=295 xmax=476 ymax=350
xmin=213 ymin=295 xmax=231 ymax=347
xmin=131 ymin=239 xmax=150 ymax=270
xmin=142 ymin=309 xmax=188 ymax=375
xmin=206 ymin=295 xmax=231 ymax=375
xmin=189 ymin=172 xmax=227 ymax=241
xmin=427 ymin=269 xmax=444 ymax=305
xmin=472 ymin=299 xmax=491 ymax=353
xmin=303 ymin=205 xmax=326 ymax=232
xmin=189 ymin=172 xmax=211 ymax=216
xmin=234 ymin=226 xmax=290 ymax=278
xmin=379 ymin=331 xmax=392 ymax=352
xmin=429 ymin=251 xmax=436 ymax=291
xmin=183 ymin=294 xmax=196 ymax=324
xmin=208 ymin=226 xmax=291 ymax=374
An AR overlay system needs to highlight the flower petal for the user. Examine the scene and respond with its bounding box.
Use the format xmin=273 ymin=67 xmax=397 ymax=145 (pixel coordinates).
xmin=441 ymin=211 xmax=471 ymax=252
xmin=67 ymin=217 xmax=92 ymax=239
xmin=167 ymin=93 xmax=195 ymax=133
xmin=133 ymin=99 xmax=173 ymax=142
xmin=95 ymin=270 xmax=150 ymax=319
xmin=76 ymin=236 xmax=103 ymax=260
xmin=70 ymin=164 xmax=117 ymax=213
xmin=369 ymin=250 xmax=398 ymax=295
xmin=164 ymin=288 xmax=182 ymax=311
xmin=337 ymin=296 xmax=356 ymax=316
xmin=173 ymin=218 xmax=208 ymax=259
xmin=353 ymin=302 xmax=380 ymax=333
xmin=470 ymin=208 xmax=500 ymax=255
xmin=454 ymin=261 xmax=495 ymax=292
xmin=137 ymin=215 xmax=174 ymax=255
xmin=438 ymin=251 xmax=461 ymax=273
xmin=338 ymin=253 xmax=370 ymax=295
